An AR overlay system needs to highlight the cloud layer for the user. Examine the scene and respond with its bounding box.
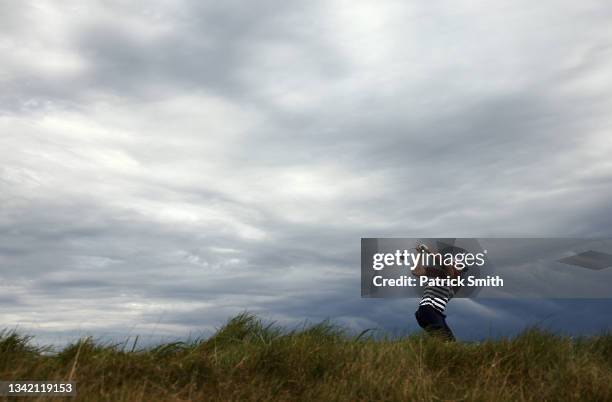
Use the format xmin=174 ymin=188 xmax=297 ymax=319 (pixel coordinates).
xmin=1 ymin=0 xmax=612 ymax=345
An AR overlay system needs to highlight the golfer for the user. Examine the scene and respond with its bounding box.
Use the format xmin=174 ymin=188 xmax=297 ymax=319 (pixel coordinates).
xmin=411 ymin=243 xmax=463 ymax=341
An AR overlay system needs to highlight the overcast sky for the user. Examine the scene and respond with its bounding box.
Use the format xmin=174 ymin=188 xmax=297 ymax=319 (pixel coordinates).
xmin=1 ymin=0 xmax=612 ymax=345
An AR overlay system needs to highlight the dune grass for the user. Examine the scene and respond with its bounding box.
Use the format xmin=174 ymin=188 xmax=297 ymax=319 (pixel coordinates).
xmin=1 ymin=314 xmax=611 ymax=401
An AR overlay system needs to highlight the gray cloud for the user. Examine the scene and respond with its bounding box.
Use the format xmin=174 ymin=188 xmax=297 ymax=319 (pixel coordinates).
xmin=1 ymin=0 xmax=612 ymax=344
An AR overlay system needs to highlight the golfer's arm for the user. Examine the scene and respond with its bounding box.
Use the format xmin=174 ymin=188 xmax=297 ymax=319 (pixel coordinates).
xmin=411 ymin=246 xmax=439 ymax=277
xmin=412 ymin=265 xmax=449 ymax=278
xmin=412 ymin=262 xmax=460 ymax=279
xmin=410 ymin=247 xmax=461 ymax=279
xmin=411 ymin=256 xmax=426 ymax=276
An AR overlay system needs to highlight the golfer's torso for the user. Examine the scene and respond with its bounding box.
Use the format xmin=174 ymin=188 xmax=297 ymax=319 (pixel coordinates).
xmin=419 ymin=284 xmax=454 ymax=314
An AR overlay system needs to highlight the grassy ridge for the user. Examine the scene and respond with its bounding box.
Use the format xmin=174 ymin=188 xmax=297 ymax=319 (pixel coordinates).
xmin=1 ymin=314 xmax=611 ymax=401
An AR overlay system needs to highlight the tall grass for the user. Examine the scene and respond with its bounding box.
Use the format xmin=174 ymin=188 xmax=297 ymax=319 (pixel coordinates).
xmin=1 ymin=313 xmax=611 ymax=401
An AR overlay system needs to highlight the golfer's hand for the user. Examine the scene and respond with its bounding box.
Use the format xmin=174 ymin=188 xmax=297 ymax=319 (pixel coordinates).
xmin=416 ymin=243 xmax=430 ymax=253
